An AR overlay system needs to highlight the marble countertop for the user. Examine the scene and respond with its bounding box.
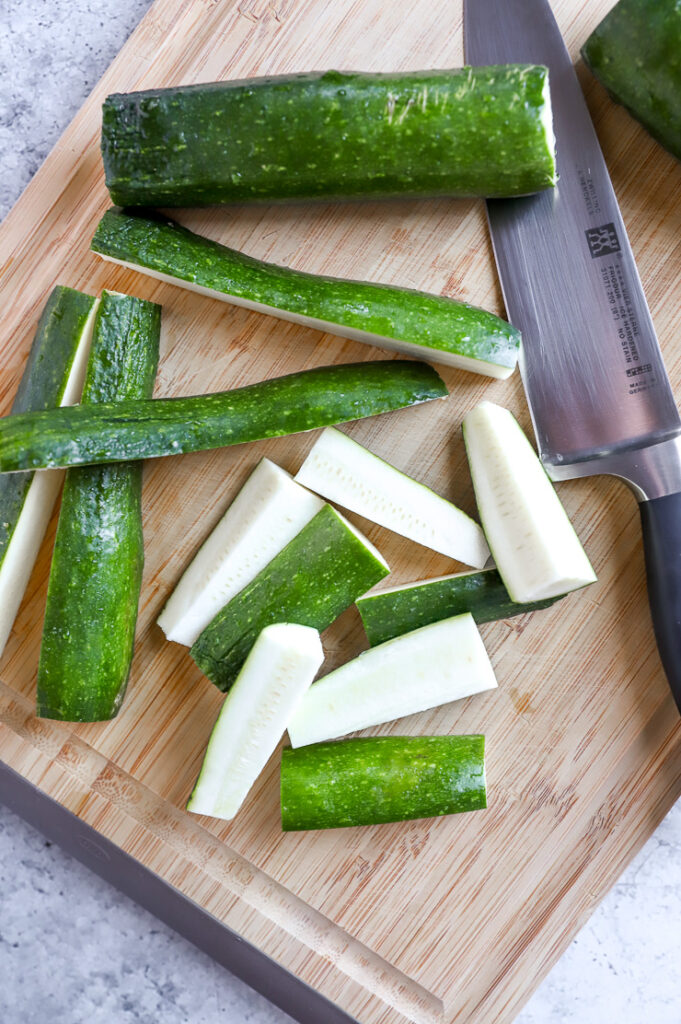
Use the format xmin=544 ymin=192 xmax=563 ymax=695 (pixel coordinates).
xmin=1 ymin=2 xmax=680 ymax=1022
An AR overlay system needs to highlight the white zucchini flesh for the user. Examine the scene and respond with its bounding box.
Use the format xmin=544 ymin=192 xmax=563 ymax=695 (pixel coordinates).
xmin=0 ymin=300 xmax=99 ymax=657
xmin=462 ymin=401 xmax=597 ymax=602
xmin=187 ymin=623 xmax=324 ymax=820
xmin=96 ymin=254 xmax=514 ymax=380
xmin=158 ymin=458 xmax=324 ymax=646
xmin=294 ymin=427 xmax=490 ymax=568
xmin=287 ymin=612 xmax=497 ymax=748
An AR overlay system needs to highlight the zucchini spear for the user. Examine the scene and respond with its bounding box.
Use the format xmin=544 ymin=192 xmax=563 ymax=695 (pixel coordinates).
xmin=37 ymin=291 xmax=161 ymax=721
xmin=92 ymin=208 xmax=521 ymax=379
xmin=0 ymin=360 xmax=447 ymax=472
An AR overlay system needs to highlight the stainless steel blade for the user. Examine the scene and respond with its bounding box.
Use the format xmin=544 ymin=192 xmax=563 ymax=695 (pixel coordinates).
xmin=464 ymin=0 xmax=680 ymax=475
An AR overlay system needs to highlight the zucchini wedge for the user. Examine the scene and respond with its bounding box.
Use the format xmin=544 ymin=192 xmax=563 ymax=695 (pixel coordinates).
xmin=37 ymin=291 xmax=161 ymax=721
xmin=159 ymin=459 xmax=323 ymax=646
xmin=295 ymin=427 xmax=489 ymax=567
xmin=101 ymin=66 xmax=556 ymax=205
xmin=462 ymin=402 xmax=596 ymax=603
xmin=287 ymin=613 xmax=497 ymax=748
xmin=582 ymin=0 xmax=681 ymax=162
xmin=281 ymin=735 xmax=486 ymax=831
xmin=0 ymin=286 xmax=98 ymax=657
xmin=188 ymin=623 xmax=324 ymax=821
xmin=356 ymin=567 xmax=564 ymax=646
xmin=92 ymin=209 xmax=520 ymax=378
xmin=191 ymin=504 xmax=389 ymax=692
xmin=0 ymin=360 xmax=447 ymax=472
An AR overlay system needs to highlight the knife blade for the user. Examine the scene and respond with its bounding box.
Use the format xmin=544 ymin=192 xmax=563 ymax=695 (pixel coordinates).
xmin=464 ymin=0 xmax=681 ymax=711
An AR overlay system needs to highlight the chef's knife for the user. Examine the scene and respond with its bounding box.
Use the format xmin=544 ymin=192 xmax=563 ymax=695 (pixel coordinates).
xmin=464 ymin=0 xmax=681 ymax=712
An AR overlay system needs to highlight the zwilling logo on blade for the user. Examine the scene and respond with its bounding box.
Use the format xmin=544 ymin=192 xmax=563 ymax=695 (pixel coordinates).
xmin=585 ymin=223 xmax=621 ymax=258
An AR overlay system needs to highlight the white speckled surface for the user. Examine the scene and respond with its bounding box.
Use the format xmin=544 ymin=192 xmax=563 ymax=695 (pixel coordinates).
xmin=1 ymin=2 xmax=680 ymax=1022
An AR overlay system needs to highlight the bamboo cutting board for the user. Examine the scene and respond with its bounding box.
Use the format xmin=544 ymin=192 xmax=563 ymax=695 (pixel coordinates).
xmin=1 ymin=0 xmax=681 ymax=1021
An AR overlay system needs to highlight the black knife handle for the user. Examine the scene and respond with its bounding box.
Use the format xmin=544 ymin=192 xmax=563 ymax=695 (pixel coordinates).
xmin=640 ymin=492 xmax=681 ymax=713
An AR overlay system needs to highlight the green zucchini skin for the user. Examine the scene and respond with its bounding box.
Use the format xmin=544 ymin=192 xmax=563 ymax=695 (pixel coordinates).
xmin=0 ymin=361 xmax=447 ymax=473
xmin=280 ymin=735 xmax=486 ymax=830
xmin=191 ymin=505 xmax=389 ymax=692
xmin=101 ymin=66 xmax=556 ymax=205
xmin=582 ymin=0 xmax=681 ymax=161
xmin=357 ymin=568 xmax=563 ymax=647
xmin=0 ymin=286 xmax=97 ymax=567
xmin=91 ymin=209 xmax=520 ymax=376
xmin=37 ymin=292 xmax=161 ymax=722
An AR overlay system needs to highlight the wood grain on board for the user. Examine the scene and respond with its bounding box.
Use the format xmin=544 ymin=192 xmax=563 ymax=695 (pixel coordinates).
xmin=1 ymin=1 xmax=681 ymax=1022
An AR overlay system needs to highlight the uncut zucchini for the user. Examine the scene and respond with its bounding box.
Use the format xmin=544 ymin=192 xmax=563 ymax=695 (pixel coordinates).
xmin=287 ymin=613 xmax=497 ymax=748
xmin=281 ymin=735 xmax=486 ymax=831
xmin=357 ymin=568 xmax=563 ymax=647
xmin=37 ymin=291 xmax=161 ymax=721
xmin=188 ymin=624 xmax=324 ymax=821
xmin=102 ymin=66 xmax=556 ymax=205
xmin=0 ymin=286 xmax=98 ymax=656
xmin=191 ymin=504 xmax=389 ymax=692
xmin=582 ymin=0 xmax=681 ymax=161
xmin=0 ymin=360 xmax=446 ymax=473
xmin=295 ymin=427 xmax=489 ymax=566
xmin=92 ymin=209 xmax=520 ymax=378
xmin=158 ymin=459 xmax=323 ymax=646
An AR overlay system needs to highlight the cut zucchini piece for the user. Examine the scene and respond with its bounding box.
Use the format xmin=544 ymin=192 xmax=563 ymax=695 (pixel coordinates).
xmin=0 ymin=360 xmax=447 ymax=472
xmin=357 ymin=567 xmax=564 ymax=646
xmin=101 ymin=66 xmax=556 ymax=205
xmin=92 ymin=209 xmax=520 ymax=378
xmin=37 ymin=291 xmax=161 ymax=721
xmin=287 ymin=612 xmax=497 ymax=748
xmin=191 ymin=504 xmax=389 ymax=693
xmin=295 ymin=427 xmax=489 ymax=567
xmin=582 ymin=0 xmax=681 ymax=162
xmin=281 ymin=735 xmax=487 ymax=830
xmin=159 ymin=459 xmax=324 ymax=646
xmin=0 ymin=286 xmax=98 ymax=657
xmin=463 ymin=402 xmax=597 ymax=603
xmin=188 ymin=623 xmax=324 ymax=821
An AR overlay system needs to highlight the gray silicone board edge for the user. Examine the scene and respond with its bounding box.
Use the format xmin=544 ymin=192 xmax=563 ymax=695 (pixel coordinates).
xmin=0 ymin=759 xmax=359 ymax=1024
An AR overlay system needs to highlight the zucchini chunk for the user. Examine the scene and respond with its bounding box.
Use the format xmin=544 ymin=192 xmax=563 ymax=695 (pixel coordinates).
xmin=462 ymin=402 xmax=597 ymax=603
xmin=281 ymin=735 xmax=486 ymax=830
xmin=188 ymin=623 xmax=324 ymax=821
xmin=37 ymin=291 xmax=161 ymax=721
xmin=357 ymin=567 xmax=564 ymax=646
xmin=191 ymin=504 xmax=389 ymax=692
xmin=287 ymin=613 xmax=497 ymax=748
xmin=295 ymin=427 xmax=489 ymax=567
xmin=159 ymin=459 xmax=323 ymax=646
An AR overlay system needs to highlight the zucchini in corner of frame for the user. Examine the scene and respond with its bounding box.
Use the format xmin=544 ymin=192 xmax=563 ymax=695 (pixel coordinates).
xmin=101 ymin=65 xmax=556 ymax=205
xmin=92 ymin=208 xmax=521 ymax=378
xmin=0 ymin=285 xmax=98 ymax=658
xmin=36 ymin=290 xmax=161 ymax=722
xmin=582 ymin=0 xmax=681 ymax=162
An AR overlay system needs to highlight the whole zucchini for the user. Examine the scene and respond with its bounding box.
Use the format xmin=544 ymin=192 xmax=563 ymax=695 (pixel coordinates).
xmin=0 ymin=286 xmax=97 ymax=656
xmin=582 ymin=0 xmax=681 ymax=161
xmin=101 ymin=66 xmax=556 ymax=205
xmin=0 ymin=360 xmax=447 ymax=473
xmin=281 ymin=735 xmax=487 ymax=830
xmin=37 ymin=291 xmax=161 ymax=721
xmin=92 ymin=209 xmax=521 ymax=378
